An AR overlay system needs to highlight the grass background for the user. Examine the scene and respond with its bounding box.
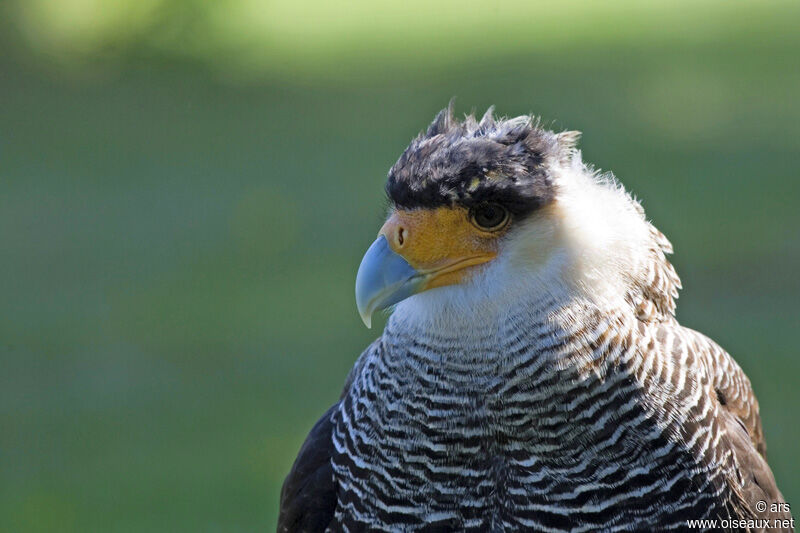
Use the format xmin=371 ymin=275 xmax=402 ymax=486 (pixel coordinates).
xmin=1 ymin=1 xmax=798 ymax=530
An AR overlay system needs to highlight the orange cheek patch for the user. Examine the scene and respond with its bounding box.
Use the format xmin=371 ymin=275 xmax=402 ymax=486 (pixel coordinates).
xmin=379 ymin=207 xmax=499 ymax=288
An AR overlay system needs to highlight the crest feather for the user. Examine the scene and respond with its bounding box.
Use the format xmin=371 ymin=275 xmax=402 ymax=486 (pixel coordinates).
xmin=426 ymin=100 xmax=456 ymax=137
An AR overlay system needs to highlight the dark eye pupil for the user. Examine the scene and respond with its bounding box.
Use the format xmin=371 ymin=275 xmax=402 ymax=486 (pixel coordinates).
xmin=474 ymin=204 xmax=507 ymax=229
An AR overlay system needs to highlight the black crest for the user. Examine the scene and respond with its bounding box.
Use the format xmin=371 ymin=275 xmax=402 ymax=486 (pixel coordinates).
xmin=386 ymin=103 xmax=569 ymax=219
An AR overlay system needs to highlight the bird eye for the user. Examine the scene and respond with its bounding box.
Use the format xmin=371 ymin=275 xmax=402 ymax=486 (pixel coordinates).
xmin=470 ymin=203 xmax=510 ymax=231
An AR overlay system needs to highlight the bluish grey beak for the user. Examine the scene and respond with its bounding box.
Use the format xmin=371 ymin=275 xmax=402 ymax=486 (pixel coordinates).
xmin=355 ymin=235 xmax=424 ymax=328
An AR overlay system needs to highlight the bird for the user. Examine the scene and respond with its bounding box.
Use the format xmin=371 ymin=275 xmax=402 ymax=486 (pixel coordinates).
xmin=278 ymin=104 xmax=792 ymax=532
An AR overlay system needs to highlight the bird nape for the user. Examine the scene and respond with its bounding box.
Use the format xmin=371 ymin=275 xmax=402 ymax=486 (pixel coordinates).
xmin=278 ymin=104 xmax=792 ymax=532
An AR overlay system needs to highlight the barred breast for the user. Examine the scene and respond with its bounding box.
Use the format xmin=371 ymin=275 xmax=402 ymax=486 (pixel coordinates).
xmin=329 ymin=299 xmax=743 ymax=532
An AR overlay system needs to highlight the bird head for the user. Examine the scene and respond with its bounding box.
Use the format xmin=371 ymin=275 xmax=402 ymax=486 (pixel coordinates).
xmin=356 ymin=104 xmax=675 ymax=328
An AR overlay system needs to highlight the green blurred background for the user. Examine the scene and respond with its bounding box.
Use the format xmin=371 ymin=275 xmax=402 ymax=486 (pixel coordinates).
xmin=1 ymin=0 xmax=798 ymax=530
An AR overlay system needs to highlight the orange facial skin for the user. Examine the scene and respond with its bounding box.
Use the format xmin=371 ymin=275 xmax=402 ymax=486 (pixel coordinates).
xmin=379 ymin=207 xmax=504 ymax=290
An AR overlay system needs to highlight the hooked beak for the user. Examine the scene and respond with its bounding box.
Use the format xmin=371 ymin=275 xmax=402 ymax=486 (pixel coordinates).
xmin=355 ymin=235 xmax=424 ymax=328
xmin=354 ymin=208 xmax=499 ymax=328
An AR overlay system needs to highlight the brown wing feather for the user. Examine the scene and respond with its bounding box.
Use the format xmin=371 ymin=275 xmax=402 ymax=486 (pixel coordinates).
xmin=683 ymin=328 xmax=792 ymax=529
xmin=721 ymin=407 xmax=793 ymax=529
xmin=631 ymin=219 xmax=791 ymax=527
xmin=685 ymin=328 xmax=765 ymax=456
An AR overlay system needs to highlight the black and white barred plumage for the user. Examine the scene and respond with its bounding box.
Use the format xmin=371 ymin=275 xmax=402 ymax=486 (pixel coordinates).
xmin=279 ymin=106 xmax=791 ymax=532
